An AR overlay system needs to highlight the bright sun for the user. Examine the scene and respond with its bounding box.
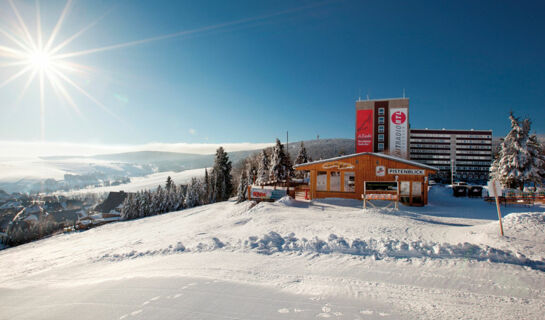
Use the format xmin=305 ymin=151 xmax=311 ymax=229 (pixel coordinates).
xmin=28 ymin=51 xmax=52 ymax=70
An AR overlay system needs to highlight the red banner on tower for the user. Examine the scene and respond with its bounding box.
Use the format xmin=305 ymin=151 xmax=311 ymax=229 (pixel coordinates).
xmin=356 ymin=109 xmax=373 ymax=153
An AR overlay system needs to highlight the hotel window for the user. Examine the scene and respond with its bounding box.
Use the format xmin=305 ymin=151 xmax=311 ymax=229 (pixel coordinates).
xmin=378 ymin=108 xmax=385 ymax=115
xmin=378 ymin=143 xmax=385 ymax=150
xmin=378 ymin=125 xmax=384 ymax=133
xmin=378 ymin=116 xmax=385 ymax=124
xmin=343 ymin=172 xmax=355 ymax=192
xmin=378 ymin=134 xmax=384 ymax=142
xmin=317 ymin=171 xmax=327 ymax=191
xmin=330 ymin=172 xmax=341 ymax=192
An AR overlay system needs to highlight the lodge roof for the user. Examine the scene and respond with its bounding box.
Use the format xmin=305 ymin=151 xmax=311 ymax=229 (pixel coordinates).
xmin=293 ymin=152 xmax=438 ymax=172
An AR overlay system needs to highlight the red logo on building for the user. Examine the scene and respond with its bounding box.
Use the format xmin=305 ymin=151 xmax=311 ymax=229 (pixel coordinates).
xmin=391 ymin=111 xmax=406 ymax=125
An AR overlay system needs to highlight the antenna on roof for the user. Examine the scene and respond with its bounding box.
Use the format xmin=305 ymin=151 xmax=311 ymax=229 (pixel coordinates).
xmin=358 ymin=89 xmax=362 ymax=102
xmin=366 ymin=91 xmax=370 ymax=100
xmin=402 ymin=88 xmax=406 ymax=98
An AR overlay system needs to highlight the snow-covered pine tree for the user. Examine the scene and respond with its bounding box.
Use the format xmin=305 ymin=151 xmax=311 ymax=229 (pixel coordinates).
xmin=203 ymin=168 xmax=210 ymax=204
xmin=208 ymin=173 xmax=217 ymax=204
xmin=121 ymin=193 xmax=135 ymax=220
xmin=256 ymin=149 xmax=269 ymax=186
xmin=490 ymin=113 xmax=534 ymax=189
xmin=185 ymin=177 xmax=201 ymax=208
xmin=165 ymin=176 xmax=174 ymax=191
xmin=174 ymin=184 xmax=185 ymax=211
xmin=154 ymin=185 xmax=165 ymax=214
xmin=525 ymin=122 xmax=545 ymax=186
xmin=246 ymin=160 xmax=257 ymax=186
xmin=294 ymin=141 xmax=310 ymax=179
xmin=236 ymin=170 xmax=248 ymax=203
xmin=211 ymin=147 xmax=233 ymax=201
xmin=269 ymin=138 xmax=292 ymax=182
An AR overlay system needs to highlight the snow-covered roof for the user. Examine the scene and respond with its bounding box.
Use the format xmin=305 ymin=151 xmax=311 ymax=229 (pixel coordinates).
xmin=294 ymin=152 xmax=439 ymax=171
xmin=410 ymin=128 xmax=492 ymax=132
xmin=356 ymin=97 xmax=408 ymax=102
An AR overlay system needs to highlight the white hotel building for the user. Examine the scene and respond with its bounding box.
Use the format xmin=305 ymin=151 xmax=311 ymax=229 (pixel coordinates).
xmin=409 ymin=128 xmax=493 ymax=183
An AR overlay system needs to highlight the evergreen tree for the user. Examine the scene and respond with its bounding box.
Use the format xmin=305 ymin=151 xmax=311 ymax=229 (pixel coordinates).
xmin=203 ymin=168 xmax=210 ymax=204
xmin=247 ymin=161 xmax=257 ymax=186
xmin=490 ymin=113 xmax=542 ymax=189
xmin=165 ymin=176 xmax=174 ymax=191
xmin=211 ymin=147 xmax=233 ymax=201
xmin=185 ymin=177 xmax=201 ymax=208
xmin=526 ymin=124 xmax=545 ymax=185
xmin=256 ymin=149 xmax=270 ymax=185
xmin=269 ymin=138 xmax=293 ymax=182
xmin=236 ymin=170 xmax=248 ymax=203
xmin=208 ymin=173 xmax=217 ymax=204
xmin=294 ymin=142 xmax=310 ymax=179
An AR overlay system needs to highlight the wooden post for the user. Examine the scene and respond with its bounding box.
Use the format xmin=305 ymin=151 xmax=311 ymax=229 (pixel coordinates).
xmin=247 ymin=185 xmax=251 ymax=201
xmin=395 ymin=181 xmax=399 ymax=210
xmin=363 ymin=182 xmax=367 ymax=210
xmin=492 ymin=181 xmax=504 ymax=236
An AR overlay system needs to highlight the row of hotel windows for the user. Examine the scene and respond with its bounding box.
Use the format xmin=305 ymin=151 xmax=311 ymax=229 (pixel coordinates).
xmin=410 ymin=149 xmax=451 ymax=154
xmin=316 ymin=171 xmax=355 ymax=192
xmin=433 ymin=166 xmax=491 ymax=173
xmin=411 ymin=138 xmax=492 ymax=144
xmin=456 ymin=167 xmax=490 ymax=171
xmin=420 ymin=158 xmax=490 ymax=165
xmin=412 ymin=154 xmax=491 ymax=160
xmin=411 ymin=133 xmax=492 ymax=139
xmin=456 ymin=139 xmax=492 ymax=144
xmin=410 ymin=146 xmax=491 ymax=153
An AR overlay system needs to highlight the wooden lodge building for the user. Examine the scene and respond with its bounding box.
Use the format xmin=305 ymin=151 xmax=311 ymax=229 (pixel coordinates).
xmin=294 ymin=152 xmax=438 ymax=206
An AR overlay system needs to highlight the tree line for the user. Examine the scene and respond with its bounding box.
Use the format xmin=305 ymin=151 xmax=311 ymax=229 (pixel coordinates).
xmin=121 ymin=146 xmax=233 ymax=220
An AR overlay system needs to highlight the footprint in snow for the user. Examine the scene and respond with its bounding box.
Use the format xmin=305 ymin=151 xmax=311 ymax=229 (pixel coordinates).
xmin=322 ymin=305 xmax=332 ymax=313
xmin=173 ymin=293 xmax=182 ymax=298
xmin=150 ymin=296 xmax=160 ymax=301
xmin=119 ymin=314 xmax=128 ymax=319
xmin=378 ymin=312 xmax=390 ymax=317
xmin=316 ymin=313 xmax=332 ymax=318
xmin=278 ymin=308 xmax=290 ymax=313
xmin=360 ymin=310 xmax=373 ymax=315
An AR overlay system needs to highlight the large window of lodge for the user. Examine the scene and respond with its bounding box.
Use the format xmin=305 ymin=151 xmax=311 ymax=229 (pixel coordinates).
xmin=343 ymin=172 xmax=355 ymax=192
xmin=317 ymin=171 xmax=327 ymax=191
xmin=330 ymin=172 xmax=341 ymax=191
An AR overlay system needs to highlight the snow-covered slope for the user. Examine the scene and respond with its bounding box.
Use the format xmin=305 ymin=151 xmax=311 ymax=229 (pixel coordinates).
xmin=58 ymin=168 xmax=207 ymax=195
xmin=1 ymin=186 xmax=544 ymax=319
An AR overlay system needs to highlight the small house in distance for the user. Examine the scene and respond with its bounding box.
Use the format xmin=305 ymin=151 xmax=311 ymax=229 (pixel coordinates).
xmin=294 ymin=153 xmax=438 ymax=206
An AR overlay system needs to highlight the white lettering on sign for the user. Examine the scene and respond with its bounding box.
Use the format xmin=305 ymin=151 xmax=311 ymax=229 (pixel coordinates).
xmin=387 ymin=168 xmax=425 ymax=175
xmin=389 ymin=108 xmax=408 ymax=158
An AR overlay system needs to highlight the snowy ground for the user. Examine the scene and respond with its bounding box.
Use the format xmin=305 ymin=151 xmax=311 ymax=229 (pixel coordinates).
xmin=1 ymin=186 xmax=544 ymax=319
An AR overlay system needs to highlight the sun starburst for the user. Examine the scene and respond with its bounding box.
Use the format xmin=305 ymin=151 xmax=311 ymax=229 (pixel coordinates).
xmin=0 ymin=0 xmax=120 ymax=140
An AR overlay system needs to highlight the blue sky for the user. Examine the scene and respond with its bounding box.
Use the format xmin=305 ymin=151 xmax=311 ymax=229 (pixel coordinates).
xmin=1 ymin=0 xmax=544 ymax=147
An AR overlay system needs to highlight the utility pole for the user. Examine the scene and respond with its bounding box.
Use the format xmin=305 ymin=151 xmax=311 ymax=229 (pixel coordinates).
xmin=286 ymin=131 xmax=290 ymax=197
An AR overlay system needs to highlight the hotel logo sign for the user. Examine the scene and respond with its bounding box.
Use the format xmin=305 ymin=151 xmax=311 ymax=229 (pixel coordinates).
xmin=375 ymin=165 xmax=386 ymax=176
xmin=389 ymin=108 xmax=408 ymax=158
